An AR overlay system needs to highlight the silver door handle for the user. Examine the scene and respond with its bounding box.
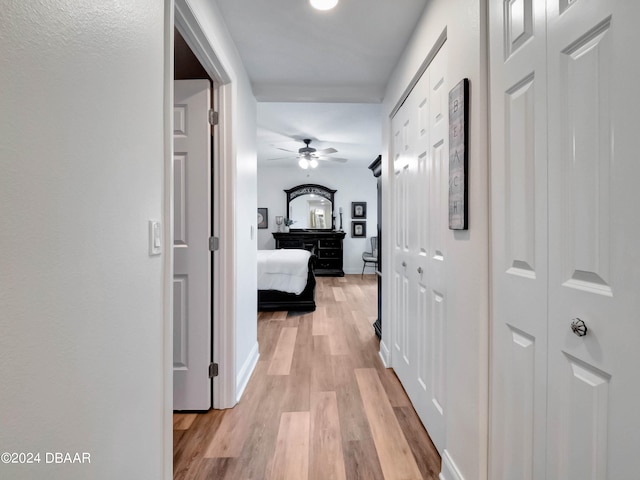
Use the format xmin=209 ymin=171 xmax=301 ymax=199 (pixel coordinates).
xmin=571 ymin=318 xmax=587 ymax=337
xmin=417 ymin=267 xmax=423 ymax=274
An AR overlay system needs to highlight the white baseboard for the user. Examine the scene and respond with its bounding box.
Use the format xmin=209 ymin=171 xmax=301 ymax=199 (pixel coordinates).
xmin=378 ymin=339 xmax=390 ymax=367
xmin=235 ymin=342 xmax=259 ymax=402
xmin=440 ymin=449 xmax=465 ymax=480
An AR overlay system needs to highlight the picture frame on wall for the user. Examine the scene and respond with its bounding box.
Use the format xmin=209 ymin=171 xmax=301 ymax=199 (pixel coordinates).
xmin=257 ymin=208 xmax=268 ymax=229
xmin=448 ymin=78 xmax=469 ymax=230
xmin=351 ymin=221 xmax=366 ymax=238
xmin=351 ymin=202 xmax=367 ymax=219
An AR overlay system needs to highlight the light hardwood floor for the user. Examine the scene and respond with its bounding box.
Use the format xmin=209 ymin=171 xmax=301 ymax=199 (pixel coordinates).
xmin=173 ymin=275 xmax=441 ymax=479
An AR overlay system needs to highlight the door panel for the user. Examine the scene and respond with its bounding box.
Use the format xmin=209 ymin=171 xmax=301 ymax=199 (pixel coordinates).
xmin=173 ymin=79 xmax=212 ymax=411
xmin=489 ymin=0 xmax=548 ymax=477
xmin=421 ymin=48 xmax=448 ymax=453
xmin=550 ymin=354 xmax=610 ymax=480
xmin=429 ymin=290 xmax=444 ymax=416
xmin=503 ymin=325 xmax=536 ymax=478
xmin=547 ymin=1 xmax=640 ymax=477
xmin=555 ymin=17 xmax=613 ymax=295
xmin=391 ymin=87 xmax=415 ymax=408
xmin=505 ymin=75 xmax=536 ymax=275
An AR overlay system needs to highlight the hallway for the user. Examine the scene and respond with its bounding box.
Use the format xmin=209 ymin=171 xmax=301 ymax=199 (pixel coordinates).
xmin=173 ymin=275 xmax=440 ymax=479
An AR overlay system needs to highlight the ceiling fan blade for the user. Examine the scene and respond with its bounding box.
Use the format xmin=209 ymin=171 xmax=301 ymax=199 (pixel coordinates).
xmin=266 ymin=155 xmax=296 ymax=161
xmin=276 ymin=147 xmax=298 ymax=153
xmin=317 ymin=156 xmax=348 ymax=163
xmin=315 ymin=147 xmax=337 ymax=155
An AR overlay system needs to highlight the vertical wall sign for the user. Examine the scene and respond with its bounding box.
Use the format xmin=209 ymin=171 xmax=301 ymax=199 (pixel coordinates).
xmin=448 ymin=78 xmax=469 ymax=230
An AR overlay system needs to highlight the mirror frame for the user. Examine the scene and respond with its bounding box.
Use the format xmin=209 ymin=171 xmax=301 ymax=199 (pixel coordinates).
xmin=285 ymin=184 xmax=336 ymax=231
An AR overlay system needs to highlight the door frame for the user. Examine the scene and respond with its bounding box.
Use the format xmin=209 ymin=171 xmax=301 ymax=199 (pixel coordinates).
xmin=163 ymin=1 xmax=237 ymax=476
xmin=173 ymin=0 xmax=235 ymax=410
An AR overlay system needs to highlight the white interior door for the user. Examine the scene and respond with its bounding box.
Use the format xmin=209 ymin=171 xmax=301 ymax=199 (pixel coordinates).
xmin=173 ymin=79 xmax=212 ymax=411
xmin=489 ymin=1 xmax=549 ymax=478
xmin=390 ymin=43 xmax=448 ymax=453
xmin=422 ymin=47 xmax=447 ymax=453
xmin=546 ymin=1 xmax=640 ymax=477
xmin=391 ymin=92 xmax=416 ymax=416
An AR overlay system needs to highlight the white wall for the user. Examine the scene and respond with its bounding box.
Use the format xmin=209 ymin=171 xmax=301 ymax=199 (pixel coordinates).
xmin=185 ymin=0 xmax=259 ymax=402
xmin=0 ymin=1 xmax=167 ymax=478
xmin=257 ymin=166 xmax=378 ymax=274
xmin=382 ymin=1 xmax=489 ymax=479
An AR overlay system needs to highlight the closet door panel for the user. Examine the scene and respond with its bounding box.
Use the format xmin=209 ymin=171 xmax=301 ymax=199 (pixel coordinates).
xmin=546 ymin=1 xmax=640 ymax=477
xmin=488 ymin=0 xmax=548 ymax=477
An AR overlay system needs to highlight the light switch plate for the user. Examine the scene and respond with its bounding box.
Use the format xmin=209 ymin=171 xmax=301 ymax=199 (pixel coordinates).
xmin=149 ymin=220 xmax=162 ymax=256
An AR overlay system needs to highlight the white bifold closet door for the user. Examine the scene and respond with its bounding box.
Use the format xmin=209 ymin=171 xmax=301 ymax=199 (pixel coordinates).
xmin=390 ymin=42 xmax=448 ymax=454
xmin=490 ymin=0 xmax=640 ymax=478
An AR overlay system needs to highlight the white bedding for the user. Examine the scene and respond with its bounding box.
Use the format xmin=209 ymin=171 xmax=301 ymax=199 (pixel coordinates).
xmin=257 ymin=249 xmax=311 ymax=295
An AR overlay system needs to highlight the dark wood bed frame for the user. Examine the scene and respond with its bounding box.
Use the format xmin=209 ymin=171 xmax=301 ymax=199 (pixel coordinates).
xmin=257 ymin=257 xmax=317 ymax=312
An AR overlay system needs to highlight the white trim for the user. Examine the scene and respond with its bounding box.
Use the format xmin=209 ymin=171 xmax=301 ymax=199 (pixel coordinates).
xmin=378 ymin=339 xmax=390 ymax=367
xmin=214 ymin=82 xmax=237 ymax=409
xmin=174 ymin=1 xmax=231 ymax=84
xmin=211 ymin=82 xmax=237 ymax=409
xmin=236 ymin=342 xmax=260 ymax=402
xmin=389 ymin=27 xmax=447 ymax=119
xmin=440 ymin=449 xmax=465 ymax=480
xmin=162 ymin=3 xmax=175 ymax=479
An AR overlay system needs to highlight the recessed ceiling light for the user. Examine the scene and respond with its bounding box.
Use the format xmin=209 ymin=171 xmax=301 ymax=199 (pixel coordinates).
xmin=310 ymin=0 xmax=338 ymax=11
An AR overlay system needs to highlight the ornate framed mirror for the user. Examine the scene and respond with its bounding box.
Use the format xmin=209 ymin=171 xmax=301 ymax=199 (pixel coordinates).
xmin=285 ymin=184 xmax=336 ymax=230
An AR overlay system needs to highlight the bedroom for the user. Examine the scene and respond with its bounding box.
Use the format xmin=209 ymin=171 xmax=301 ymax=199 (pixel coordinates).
xmin=257 ymin=102 xmax=381 ymax=270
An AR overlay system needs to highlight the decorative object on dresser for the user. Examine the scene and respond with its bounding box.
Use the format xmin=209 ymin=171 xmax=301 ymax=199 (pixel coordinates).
xmin=273 ymin=230 xmax=346 ymax=276
xmin=275 ymin=216 xmax=284 ymax=232
xmin=283 ymin=217 xmax=295 ymax=232
xmin=257 ymin=208 xmax=268 ymax=229
xmin=351 ymin=221 xmax=366 ymax=238
xmin=351 ymin=201 xmax=367 ymax=219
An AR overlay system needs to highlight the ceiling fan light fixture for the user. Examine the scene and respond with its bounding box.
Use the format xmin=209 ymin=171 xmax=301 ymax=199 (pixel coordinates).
xmin=298 ymin=157 xmax=309 ymax=169
xmin=310 ymin=0 xmax=338 ymax=11
xmin=309 ymin=158 xmax=319 ymax=168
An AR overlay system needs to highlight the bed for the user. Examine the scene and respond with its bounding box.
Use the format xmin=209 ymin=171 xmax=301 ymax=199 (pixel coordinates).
xmin=257 ymin=249 xmax=316 ymax=312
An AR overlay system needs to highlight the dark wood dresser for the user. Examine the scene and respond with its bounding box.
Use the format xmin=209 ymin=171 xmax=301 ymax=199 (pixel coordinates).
xmin=272 ymin=230 xmax=346 ymax=277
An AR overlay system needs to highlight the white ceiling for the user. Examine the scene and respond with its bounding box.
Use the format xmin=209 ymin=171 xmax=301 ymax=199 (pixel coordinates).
xmin=257 ymin=102 xmax=383 ymax=168
xmin=215 ymin=0 xmax=428 ymax=167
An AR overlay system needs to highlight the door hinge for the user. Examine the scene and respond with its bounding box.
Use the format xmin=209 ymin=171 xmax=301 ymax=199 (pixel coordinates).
xmin=209 ymin=363 xmax=218 ymax=378
xmin=208 ymin=109 xmax=219 ymax=126
xmin=209 ymin=236 xmax=219 ymax=251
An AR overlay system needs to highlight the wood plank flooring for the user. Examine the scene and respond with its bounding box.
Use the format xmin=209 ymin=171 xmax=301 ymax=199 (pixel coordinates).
xmin=173 ymin=275 xmax=441 ymax=479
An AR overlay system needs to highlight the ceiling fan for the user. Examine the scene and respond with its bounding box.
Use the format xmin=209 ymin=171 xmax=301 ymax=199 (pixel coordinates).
xmin=267 ymin=138 xmax=348 ymax=169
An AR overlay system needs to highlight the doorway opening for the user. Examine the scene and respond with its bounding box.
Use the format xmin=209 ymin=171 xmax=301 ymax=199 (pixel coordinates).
xmin=172 ymin=27 xmax=216 ymax=412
